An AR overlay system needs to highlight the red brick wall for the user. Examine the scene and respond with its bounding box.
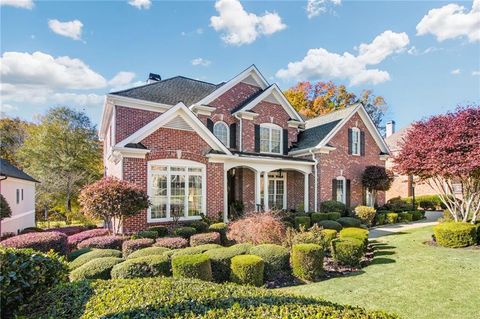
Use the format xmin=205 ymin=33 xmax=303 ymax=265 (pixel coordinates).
xmin=317 ymin=113 xmax=386 ymax=208
xmin=122 ymin=127 xmax=224 ymax=232
xmin=286 ymin=170 xmax=306 ymax=211
xmin=115 ymin=105 xmax=161 ymax=143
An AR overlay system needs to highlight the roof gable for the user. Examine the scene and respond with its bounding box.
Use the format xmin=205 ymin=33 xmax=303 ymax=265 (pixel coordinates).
xmin=0 ymin=159 xmax=38 ymax=183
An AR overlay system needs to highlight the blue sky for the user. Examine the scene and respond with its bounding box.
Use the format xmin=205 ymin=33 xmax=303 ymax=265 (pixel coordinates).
xmin=1 ymin=0 xmax=479 ymax=130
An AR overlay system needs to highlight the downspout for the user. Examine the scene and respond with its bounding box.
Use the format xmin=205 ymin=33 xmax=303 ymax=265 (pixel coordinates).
xmin=234 ymin=113 xmax=242 ymax=152
xmin=309 ymin=149 xmax=318 ymax=212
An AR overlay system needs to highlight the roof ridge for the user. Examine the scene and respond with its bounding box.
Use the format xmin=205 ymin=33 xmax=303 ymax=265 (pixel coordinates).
xmin=174 ymin=75 xmax=218 ymax=87
xmin=109 ymin=76 xmax=181 ymax=95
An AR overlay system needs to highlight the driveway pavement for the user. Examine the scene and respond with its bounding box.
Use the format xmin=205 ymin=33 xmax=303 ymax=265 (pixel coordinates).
xmin=369 ymin=211 xmax=444 ymax=239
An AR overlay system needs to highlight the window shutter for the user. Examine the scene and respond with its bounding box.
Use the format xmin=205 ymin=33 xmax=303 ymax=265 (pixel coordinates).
xmin=360 ymin=131 xmax=365 ymax=156
xmin=207 ymin=119 xmax=214 ymax=132
xmin=254 ymin=124 xmax=260 ymax=152
xmin=332 ymin=179 xmax=337 ymax=200
xmin=346 ymin=179 xmax=351 ymax=208
xmin=229 ymin=123 xmax=237 ymax=149
xmin=283 ymin=129 xmax=289 ymax=155
xmin=347 ymin=128 xmax=352 ymax=155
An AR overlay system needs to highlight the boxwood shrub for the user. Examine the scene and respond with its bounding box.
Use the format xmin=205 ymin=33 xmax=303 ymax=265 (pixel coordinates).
xmin=77 ymin=235 xmax=125 ymax=250
xmin=122 ymin=238 xmax=154 ymax=257
xmin=320 ymin=200 xmax=346 ymax=214
xmin=133 ymin=230 xmax=158 ymax=240
xmin=67 ymin=247 xmax=92 ymax=261
xmin=318 ymin=220 xmax=343 ymax=232
xmin=154 ymin=236 xmax=188 ymax=249
xmin=386 ymin=212 xmax=399 ymax=224
xmin=228 ymin=243 xmax=253 ymax=255
xmin=147 ymin=226 xmax=169 ymax=237
xmin=204 ymin=247 xmax=240 ymax=282
xmin=47 ymin=226 xmax=86 ymax=236
xmin=127 ymin=246 xmax=171 ymax=259
xmin=67 ymin=228 xmax=109 ymax=249
xmin=339 ymin=228 xmax=369 ymax=251
xmin=68 ymin=249 xmax=122 ymax=270
xmin=375 ymin=213 xmax=386 ymax=225
xmin=327 ymin=212 xmax=342 ymax=220
xmin=295 ymin=216 xmax=311 ymax=229
xmin=111 ymin=255 xmax=170 ymax=279
xmin=321 ymin=229 xmax=338 ymax=250
xmin=337 ymin=217 xmax=362 ymax=228
xmin=410 ymin=210 xmax=425 ymax=221
xmin=0 ymin=231 xmax=68 ymax=255
xmin=291 ymin=243 xmax=323 ymax=282
xmin=209 ymin=222 xmax=228 ymax=244
xmin=311 ymin=212 xmax=329 ymax=223
xmin=433 ymin=222 xmax=477 ymax=248
xmin=0 ymin=247 xmax=68 ymax=317
xmin=190 ymin=232 xmax=221 ymax=246
xmin=331 ymin=238 xmax=364 ymax=267
xmin=249 ymin=244 xmax=290 ymax=280
xmin=230 ymin=254 xmax=264 ymax=286
xmin=69 ymin=257 xmax=124 ymax=281
xmin=171 ymin=253 xmax=212 ymax=281
xmin=24 ymin=277 xmax=398 ymax=319
xmin=171 ymin=244 xmax=222 ymax=257
xmin=189 ymin=220 xmax=210 ymax=233
xmin=173 ymin=226 xmax=197 ymax=238
xmin=398 ymin=212 xmax=413 ymax=222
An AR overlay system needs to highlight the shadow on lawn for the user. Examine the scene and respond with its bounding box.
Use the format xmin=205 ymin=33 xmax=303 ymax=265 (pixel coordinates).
xmin=369 ymin=241 xmax=396 ymax=265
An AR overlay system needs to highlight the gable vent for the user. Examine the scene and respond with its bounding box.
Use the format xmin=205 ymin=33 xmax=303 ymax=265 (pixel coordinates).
xmin=164 ymin=115 xmax=193 ymax=131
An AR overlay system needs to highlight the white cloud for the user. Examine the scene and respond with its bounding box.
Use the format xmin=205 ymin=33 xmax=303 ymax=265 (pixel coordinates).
xmin=0 ymin=0 xmax=33 ymax=9
xmin=416 ymin=0 xmax=480 ymax=42
xmin=473 ymin=70 xmax=480 ymax=76
xmin=191 ymin=58 xmax=212 ymax=67
xmin=276 ymin=30 xmax=409 ymax=86
xmin=128 ymin=0 xmax=151 ymax=10
xmin=48 ymin=19 xmax=83 ymax=41
xmin=210 ymin=0 xmax=286 ymax=46
xmin=306 ymin=0 xmax=341 ymax=18
xmin=451 ymin=68 xmax=461 ymax=75
xmin=108 ymin=71 xmax=136 ymax=87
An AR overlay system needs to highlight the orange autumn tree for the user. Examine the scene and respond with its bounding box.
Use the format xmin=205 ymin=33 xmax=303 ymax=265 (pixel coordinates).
xmin=284 ymin=81 xmax=386 ymax=129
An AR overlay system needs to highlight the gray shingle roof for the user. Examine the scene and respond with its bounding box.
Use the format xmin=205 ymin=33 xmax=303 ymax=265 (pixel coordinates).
xmin=0 ymin=159 xmax=39 ymax=183
xmin=290 ymin=120 xmax=341 ymax=152
xmin=111 ymin=76 xmax=224 ymax=106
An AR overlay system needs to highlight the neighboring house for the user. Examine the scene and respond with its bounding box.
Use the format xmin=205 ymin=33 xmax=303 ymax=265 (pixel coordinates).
xmin=0 ymin=159 xmax=38 ymax=235
xmin=99 ymin=65 xmax=390 ymax=232
xmin=385 ymin=122 xmax=437 ymax=200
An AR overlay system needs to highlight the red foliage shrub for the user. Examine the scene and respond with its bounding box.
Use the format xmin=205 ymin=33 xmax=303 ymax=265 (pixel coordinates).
xmin=67 ymin=229 xmax=109 ymax=249
xmin=190 ymin=232 xmax=221 ymax=246
xmin=154 ymin=237 xmax=188 ymax=249
xmin=122 ymin=238 xmax=155 ymax=257
xmin=0 ymin=231 xmax=68 ymax=255
xmin=227 ymin=211 xmax=286 ymax=245
xmin=77 ymin=235 xmax=125 ymax=250
xmin=47 ymin=226 xmax=87 ymax=236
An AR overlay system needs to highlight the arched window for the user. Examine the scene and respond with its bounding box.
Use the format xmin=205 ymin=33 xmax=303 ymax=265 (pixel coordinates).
xmin=259 ymin=123 xmax=282 ymax=154
xmin=213 ymin=122 xmax=229 ymax=147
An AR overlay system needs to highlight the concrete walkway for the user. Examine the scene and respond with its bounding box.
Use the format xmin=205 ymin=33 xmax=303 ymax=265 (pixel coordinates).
xmin=369 ymin=211 xmax=443 ymax=239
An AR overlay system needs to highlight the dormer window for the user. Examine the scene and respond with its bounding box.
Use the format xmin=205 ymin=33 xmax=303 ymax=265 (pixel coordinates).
xmin=260 ymin=123 xmax=282 ymax=154
xmin=350 ymin=127 xmax=361 ymax=156
xmin=213 ymin=121 xmax=229 ymax=147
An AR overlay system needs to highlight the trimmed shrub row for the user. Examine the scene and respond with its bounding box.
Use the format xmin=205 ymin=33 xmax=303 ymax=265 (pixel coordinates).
xmin=67 ymin=228 xmax=109 ymax=249
xmin=122 ymin=238 xmax=154 ymax=257
xmin=291 ymin=243 xmax=323 ymax=282
xmin=69 ymin=257 xmax=124 ymax=281
xmin=171 ymin=253 xmax=212 ymax=281
xmin=111 ymin=255 xmax=170 ymax=279
xmin=190 ymin=232 xmax=221 ymax=246
xmin=154 ymin=236 xmax=188 ymax=249
xmin=0 ymin=231 xmax=68 ymax=256
xmin=68 ymin=249 xmax=122 ymax=270
xmin=127 ymin=246 xmax=170 ymax=259
xmin=77 ymin=235 xmax=125 ymax=250
xmin=433 ymin=222 xmax=477 ymax=248
xmin=230 ymin=254 xmax=264 ymax=286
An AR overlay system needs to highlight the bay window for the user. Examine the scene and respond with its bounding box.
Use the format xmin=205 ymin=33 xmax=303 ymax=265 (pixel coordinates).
xmin=260 ymin=124 xmax=282 ymax=154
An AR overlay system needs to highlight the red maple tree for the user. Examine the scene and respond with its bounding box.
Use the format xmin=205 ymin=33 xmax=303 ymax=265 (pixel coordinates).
xmin=394 ymin=106 xmax=480 ymax=223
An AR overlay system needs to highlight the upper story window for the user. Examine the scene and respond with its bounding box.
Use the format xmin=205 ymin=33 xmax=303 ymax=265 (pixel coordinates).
xmin=260 ymin=123 xmax=282 ymax=154
xmin=350 ymin=127 xmax=361 ymax=156
xmin=213 ymin=122 xmax=229 ymax=147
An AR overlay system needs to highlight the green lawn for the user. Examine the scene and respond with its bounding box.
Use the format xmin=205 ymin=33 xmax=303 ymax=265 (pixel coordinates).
xmin=281 ymin=226 xmax=480 ymax=319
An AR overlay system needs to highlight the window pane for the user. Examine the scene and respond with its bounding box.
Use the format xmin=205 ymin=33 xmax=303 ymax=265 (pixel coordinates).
xmin=214 ymin=123 xmax=228 ymax=146
xmin=151 ymin=165 xmax=167 ymax=171
xmin=151 ymin=174 xmax=167 ymax=218
xmin=188 ymin=175 xmax=202 ymax=216
xmin=188 ymin=167 xmax=202 ymax=173
xmin=170 ymin=174 xmax=185 ymax=217
xmin=271 ymin=129 xmax=281 ymax=153
xmin=171 ymin=167 xmax=186 ymax=172
xmin=260 ymin=127 xmax=270 ymax=152
xmin=336 ymin=180 xmax=344 ymax=203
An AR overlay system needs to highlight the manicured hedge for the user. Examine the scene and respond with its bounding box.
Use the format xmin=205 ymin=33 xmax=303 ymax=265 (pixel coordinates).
xmin=47 ymin=226 xmax=87 ymax=236
xmin=67 ymin=247 xmax=92 ymax=261
xmin=147 ymin=226 xmax=169 ymax=237
xmin=122 ymin=238 xmax=154 ymax=257
xmin=375 ymin=213 xmax=386 ymax=225
xmin=67 ymin=228 xmax=109 ymax=249
xmin=291 ymin=243 xmax=323 ymax=282
xmin=320 ymin=200 xmax=346 ymax=213
xmin=133 ymin=230 xmax=158 ymax=239
xmin=228 ymin=243 xmax=253 ymax=255
xmin=209 ymin=222 xmax=228 ymax=244
xmin=410 ymin=210 xmax=425 ymax=221
xmin=398 ymin=212 xmax=413 ymax=222
xmin=111 ymin=255 xmax=170 ymax=279
xmin=24 ymin=277 xmax=399 ymax=319
xmin=190 ymin=232 xmax=221 ymax=246
xmin=77 ymin=235 xmax=125 ymax=250
xmin=230 ymin=254 xmax=264 ymax=286
xmin=339 ymin=228 xmax=369 ymax=251
xmin=69 ymin=257 xmax=123 ymax=281
xmin=337 ymin=217 xmax=362 ymax=228
xmin=318 ymin=220 xmax=343 ymax=232
xmin=171 ymin=244 xmax=222 ymax=257
xmin=386 ymin=213 xmax=399 ymax=224
xmin=433 ymin=222 xmax=477 ymax=248
xmin=249 ymin=244 xmax=290 ymax=280
xmin=127 ymin=246 xmax=171 ymax=259
xmin=204 ymin=247 xmax=241 ymax=282
xmin=321 ymin=229 xmax=338 ymax=250
xmin=331 ymin=238 xmax=364 ymax=267
xmin=154 ymin=236 xmax=188 ymax=249
xmin=68 ymin=249 xmax=122 ymax=270
xmin=173 ymin=226 xmax=197 ymax=238
xmin=171 ymin=253 xmax=212 ymax=281
xmin=190 ymin=220 xmax=210 ymax=233
xmin=295 ymin=216 xmax=311 ymax=229
xmin=311 ymin=212 xmax=330 ymax=223
xmin=327 ymin=212 xmax=342 ymax=220
xmin=0 ymin=247 xmax=68 ymax=318
xmin=0 ymin=231 xmax=68 ymax=255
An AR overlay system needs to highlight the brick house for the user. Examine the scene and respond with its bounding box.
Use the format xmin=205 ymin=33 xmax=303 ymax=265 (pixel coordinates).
xmin=99 ymin=66 xmax=390 ymax=232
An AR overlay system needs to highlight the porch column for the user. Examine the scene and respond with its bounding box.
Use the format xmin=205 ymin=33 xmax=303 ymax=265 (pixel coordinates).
xmin=223 ymin=168 xmax=228 ymax=222
xmin=263 ymin=171 xmax=269 ymax=211
xmin=304 ymin=172 xmax=309 ymax=213
xmin=255 ymin=170 xmax=261 ymax=211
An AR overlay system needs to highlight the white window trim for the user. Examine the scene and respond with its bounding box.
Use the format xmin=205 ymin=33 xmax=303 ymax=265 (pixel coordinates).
xmin=261 ymin=172 xmax=287 ymax=209
xmin=147 ymin=159 xmax=205 ymax=222
xmin=213 ymin=121 xmax=230 ymax=148
xmin=336 ymin=176 xmax=346 ymax=204
xmin=351 ymin=127 xmax=361 ymax=156
xmin=260 ymin=123 xmax=283 ymax=155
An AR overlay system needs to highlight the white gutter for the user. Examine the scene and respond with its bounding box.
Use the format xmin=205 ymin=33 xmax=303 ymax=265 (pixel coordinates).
xmin=309 ymin=149 xmax=318 ymax=212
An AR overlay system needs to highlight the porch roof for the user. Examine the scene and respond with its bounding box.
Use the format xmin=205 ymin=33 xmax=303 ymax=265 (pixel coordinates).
xmin=230 ymin=150 xmax=314 ymax=163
